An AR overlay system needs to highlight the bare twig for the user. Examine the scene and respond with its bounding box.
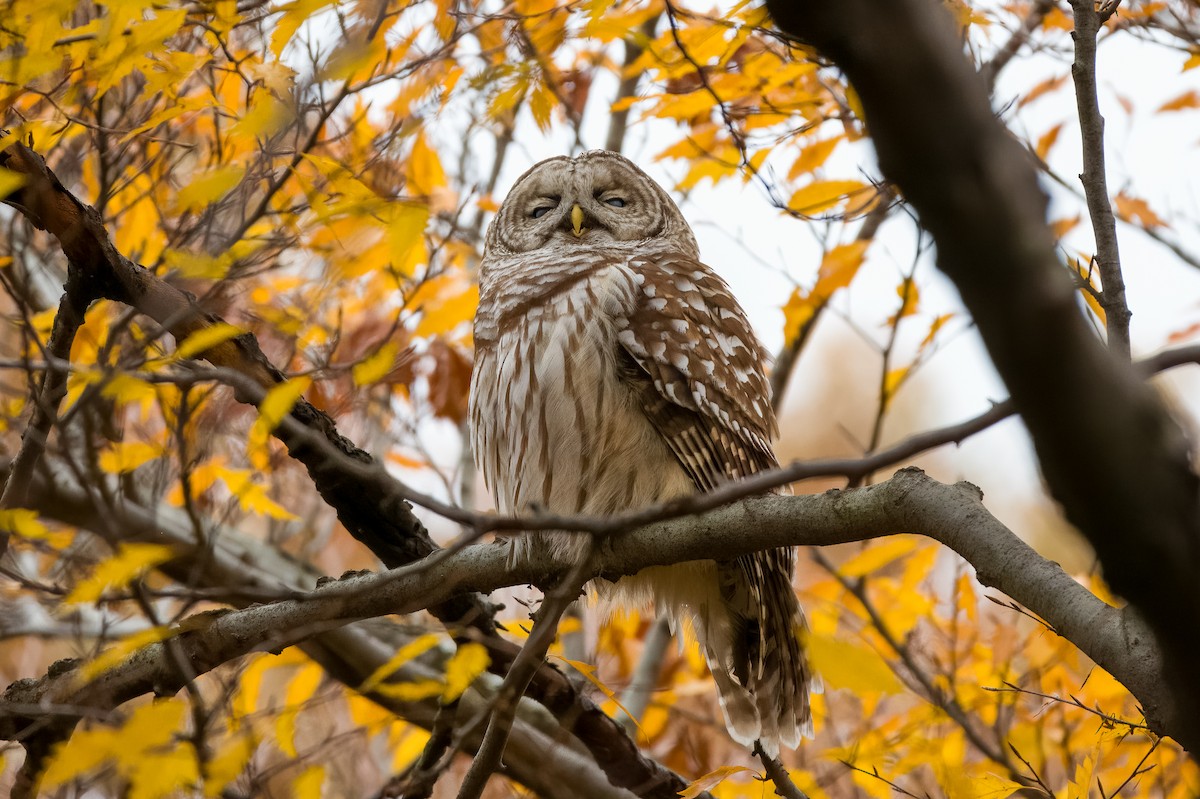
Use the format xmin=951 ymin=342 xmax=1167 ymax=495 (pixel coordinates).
xmin=0 ymin=272 xmax=86 ymax=555
xmin=981 ymin=0 xmax=1055 ymax=91
xmin=753 ymin=742 xmax=810 ymax=799
xmin=1069 ymin=0 xmax=1132 ymax=358
xmin=457 ymin=552 xmax=594 ymax=798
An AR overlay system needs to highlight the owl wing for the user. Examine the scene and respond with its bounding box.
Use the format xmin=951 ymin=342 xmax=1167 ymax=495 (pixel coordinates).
xmin=615 ymin=254 xmax=781 ymax=492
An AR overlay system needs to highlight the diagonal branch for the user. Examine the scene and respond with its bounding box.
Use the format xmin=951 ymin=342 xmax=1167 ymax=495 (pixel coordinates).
xmin=0 ymin=468 xmax=1177 ymax=755
xmin=763 ymin=0 xmax=1200 ymax=754
xmin=1069 ymin=0 xmax=1131 ymax=358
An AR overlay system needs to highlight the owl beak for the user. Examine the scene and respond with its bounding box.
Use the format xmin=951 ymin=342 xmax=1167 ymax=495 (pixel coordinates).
xmin=570 ymin=203 xmax=586 ymax=237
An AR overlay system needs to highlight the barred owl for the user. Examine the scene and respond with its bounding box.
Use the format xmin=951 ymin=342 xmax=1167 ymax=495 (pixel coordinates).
xmin=470 ymin=150 xmax=811 ymax=754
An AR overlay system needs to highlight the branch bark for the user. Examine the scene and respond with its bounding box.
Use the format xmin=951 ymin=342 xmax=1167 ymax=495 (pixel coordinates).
xmin=1069 ymin=0 xmax=1132 ymax=358
xmin=0 ymin=469 xmax=1177 ymax=753
xmin=763 ymin=0 xmax=1200 ymax=753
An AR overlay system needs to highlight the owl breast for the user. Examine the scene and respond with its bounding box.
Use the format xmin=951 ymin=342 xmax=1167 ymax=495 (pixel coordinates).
xmin=469 ymin=254 xmax=695 ymax=558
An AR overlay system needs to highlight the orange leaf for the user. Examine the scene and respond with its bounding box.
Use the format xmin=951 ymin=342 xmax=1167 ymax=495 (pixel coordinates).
xmin=1050 ymin=214 xmax=1081 ymax=239
xmin=788 ymin=136 xmax=843 ymax=180
xmin=1018 ymin=73 xmax=1067 ymax=108
xmin=1035 ymin=122 xmax=1063 ymax=160
xmin=1113 ymin=192 xmax=1167 ymax=229
xmin=1158 ymin=90 xmax=1200 ymax=113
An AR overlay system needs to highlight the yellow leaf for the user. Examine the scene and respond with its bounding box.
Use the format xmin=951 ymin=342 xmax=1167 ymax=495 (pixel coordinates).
xmin=845 ymin=82 xmax=865 ymax=124
xmin=375 ymin=679 xmax=445 ymax=700
xmin=442 ymin=643 xmax=489 ymax=701
xmin=175 ymin=166 xmax=245 ymax=213
xmin=248 ymin=377 xmax=311 ymax=468
xmin=788 ymin=136 xmax=842 ymax=180
xmin=655 ymin=90 xmax=715 ymax=120
xmin=555 ymin=657 xmax=643 ymax=736
xmin=163 ymin=249 xmax=234 ymax=280
xmin=80 ymin=626 xmax=177 ymax=682
xmin=277 ymin=662 xmax=323 ymax=758
xmin=680 ymin=765 xmax=757 ymax=798
xmin=883 ymin=367 xmax=908 ymax=402
xmin=321 ymin=34 xmax=386 ymax=82
xmin=174 ymin=322 xmax=245 ymax=361
xmin=360 ymin=633 xmax=442 ymax=693
xmin=410 ymin=274 xmax=478 ymax=338
xmin=1070 ymin=256 xmax=1107 ymax=324
xmin=788 ymin=179 xmax=867 ymax=215
xmin=391 ymin=727 xmax=431 ymax=771
xmin=806 ymin=633 xmax=903 ymax=694
xmin=407 ymin=133 xmax=447 ymax=196
xmin=203 ymin=735 xmax=256 ymax=796
xmin=270 ymin=0 xmax=337 ymax=57
xmin=66 ymin=543 xmax=175 ymax=604
xmin=0 ymin=167 xmax=27 ymax=200
xmin=42 ymin=727 xmax=116 ymax=787
xmin=101 ymin=374 xmax=158 ymax=419
xmin=839 ymin=537 xmax=918 ymax=578
xmin=1185 ymin=52 xmax=1200 ymax=72
xmin=353 ymin=341 xmax=400 ymax=386
xmin=234 ymin=481 xmax=299 ymax=520
xmin=119 ymin=699 xmax=187 ymax=754
xmin=98 ymin=441 xmax=164 ymax=474
xmin=955 ymin=572 xmax=978 ymax=622
xmin=949 ymin=771 xmax=1022 ymax=799
xmin=293 ymin=765 xmax=325 ymax=799
xmin=231 ymin=90 xmax=294 ymax=138
xmin=0 ymin=508 xmax=50 ymax=540
xmin=529 ymin=82 xmax=555 ymax=132
xmin=121 ymin=96 xmax=206 ymax=142
xmin=125 ymin=745 xmax=200 ymax=799
xmin=782 ymin=240 xmax=868 ymax=344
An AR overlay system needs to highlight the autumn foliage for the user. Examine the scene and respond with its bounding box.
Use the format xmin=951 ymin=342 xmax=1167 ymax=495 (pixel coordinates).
xmin=1 ymin=0 xmax=1199 ymax=797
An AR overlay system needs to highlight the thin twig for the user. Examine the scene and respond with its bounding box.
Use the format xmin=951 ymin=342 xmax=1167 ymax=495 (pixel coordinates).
xmin=456 ymin=551 xmax=594 ymax=798
xmin=0 ymin=264 xmax=88 ymax=557
xmin=753 ymin=741 xmax=810 ymax=799
xmin=981 ymin=0 xmax=1055 ymax=91
xmin=1069 ymin=0 xmax=1131 ymax=359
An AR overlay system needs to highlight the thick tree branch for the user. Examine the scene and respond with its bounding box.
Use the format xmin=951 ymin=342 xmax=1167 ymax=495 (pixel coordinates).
xmin=763 ymin=0 xmax=1200 ymax=753
xmin=0 ymin=469 xmax=1177 ymax=752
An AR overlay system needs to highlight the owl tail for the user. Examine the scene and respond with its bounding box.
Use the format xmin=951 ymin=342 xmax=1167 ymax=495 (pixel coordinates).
xmin=705 ymin=552 xmax=814 ymax=757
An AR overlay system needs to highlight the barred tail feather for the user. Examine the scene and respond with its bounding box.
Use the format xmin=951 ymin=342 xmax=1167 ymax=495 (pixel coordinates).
xmin=709 ymin=551 xmax=812 ymax=756
xmin=597 ymin=556 xmax=811 ymax=754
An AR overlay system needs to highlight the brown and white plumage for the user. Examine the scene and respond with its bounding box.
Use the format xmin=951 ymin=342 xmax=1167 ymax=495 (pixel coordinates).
xmin=470 ymin=150 xmax=811 ymax=754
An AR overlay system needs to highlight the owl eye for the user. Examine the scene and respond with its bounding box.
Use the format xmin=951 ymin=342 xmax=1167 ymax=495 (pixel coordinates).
xmin=531 ymin=206 xmax=554 ymax=219
xmin=604 ymin=197 xmax=626 ymax=208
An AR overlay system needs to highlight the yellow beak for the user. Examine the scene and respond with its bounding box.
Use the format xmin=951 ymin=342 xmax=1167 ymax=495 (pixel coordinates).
xmin=570 ymin=203 xmax=585 ymax=237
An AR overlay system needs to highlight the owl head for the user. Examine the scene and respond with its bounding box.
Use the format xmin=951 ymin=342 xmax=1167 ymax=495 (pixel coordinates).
xmin=483 ymin=150 xmax=699 ymax=259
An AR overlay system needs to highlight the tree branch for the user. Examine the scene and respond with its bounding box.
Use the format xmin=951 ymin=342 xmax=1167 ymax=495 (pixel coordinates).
xmin=0 ymin=469 xmax=1178 ymax=753
xmin=763 ymin=0 xmax=1200 ymax=753
xmin=1069 ymin=0 xmax=1132 ymax=358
